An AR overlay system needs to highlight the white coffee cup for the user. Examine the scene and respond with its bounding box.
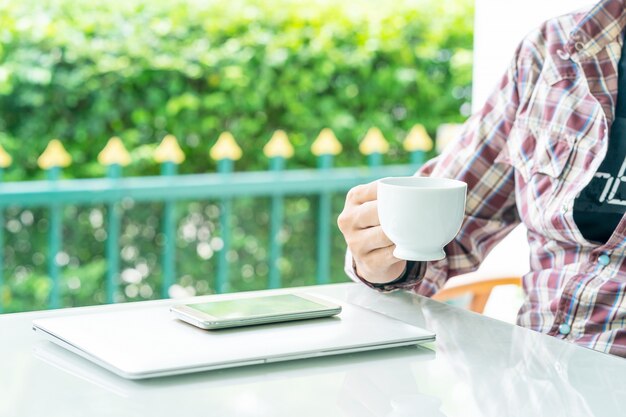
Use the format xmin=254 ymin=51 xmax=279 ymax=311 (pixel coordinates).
xmin=378 ymin=176 xmax=467 ymax=261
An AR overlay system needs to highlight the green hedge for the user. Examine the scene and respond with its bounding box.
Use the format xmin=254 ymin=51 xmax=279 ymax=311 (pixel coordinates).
xmin=0 ymin=0 xmax=473 ymax=179
xmin=0 ymin=0 xmax=474 ymax=312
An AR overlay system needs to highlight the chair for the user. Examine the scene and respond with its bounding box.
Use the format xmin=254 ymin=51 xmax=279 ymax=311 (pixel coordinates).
xmin=433 ymin=275 xmax=522 ymax=313
xmin=433 ymin=224 xmax=528 ymax=314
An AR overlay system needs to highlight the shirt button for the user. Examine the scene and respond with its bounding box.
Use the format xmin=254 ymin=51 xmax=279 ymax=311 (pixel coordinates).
xmin=558 ymin=323 xmax=571 ymax=335
xmin=574 ymin=41 xmax=585 ymax=51
xmin=598 ymin=254 xmax=611 ymax=266
xmin=556 ymin=49 xmax=571 ymax=60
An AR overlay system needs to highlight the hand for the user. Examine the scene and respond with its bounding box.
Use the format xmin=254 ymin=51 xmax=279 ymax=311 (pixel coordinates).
xmin=337 ymin=181 xmax=407 ymax=284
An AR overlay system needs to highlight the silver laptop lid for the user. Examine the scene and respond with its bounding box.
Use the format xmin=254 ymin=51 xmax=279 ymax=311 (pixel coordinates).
xmin=33 ymin=293 xmax=435 ymax=379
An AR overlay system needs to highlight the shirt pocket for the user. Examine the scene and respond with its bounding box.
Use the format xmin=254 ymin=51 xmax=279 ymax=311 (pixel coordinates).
xmin=496 ymin=61 xmax=593 ymax=183
xmin=495 ymin=120 xmax=576 ymax=202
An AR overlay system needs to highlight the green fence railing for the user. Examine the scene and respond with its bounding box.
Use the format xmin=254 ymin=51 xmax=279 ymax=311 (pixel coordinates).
xmin=0 ymin=126 xmax=435 ymax=312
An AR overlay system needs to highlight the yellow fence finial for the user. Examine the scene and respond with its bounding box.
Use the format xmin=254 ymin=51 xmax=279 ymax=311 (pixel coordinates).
xmin=210 ymin=131 xmax=242 ymax=161
xmin=0 ymin=144 xmax=12 ymax=168
xmin=311 ymin=128 xmax=342 ymax=156
xmin=38 ymin=139 xmax=72 ymax=170
xmin=359 ymin=127 xmax=389 ymax=155
xmin=98 ymin=137 xmax=132 ymax=167
xmin=263 ymin=130 xmax=294 ymax=159
xmin=403 ymin=124 xmax=433 ymax=152
xmin=154 ymin=134 xmax=185 ymax=164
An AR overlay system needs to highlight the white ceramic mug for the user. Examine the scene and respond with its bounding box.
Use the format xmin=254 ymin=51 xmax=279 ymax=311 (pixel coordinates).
xmin=378 ymin=176 xmax=467 ymax=261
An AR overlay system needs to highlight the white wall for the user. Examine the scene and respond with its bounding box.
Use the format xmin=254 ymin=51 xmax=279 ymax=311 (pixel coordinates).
xmin=472 ymin=0 xmax=594 ymax=110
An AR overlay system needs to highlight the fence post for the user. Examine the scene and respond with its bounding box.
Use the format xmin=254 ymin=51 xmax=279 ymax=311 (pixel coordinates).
xmin=0 ymin=145 xmax=12 ymax=312
xmin=98 ymin=137 xmax=131 ymax=303
xmin=263 ymin=130 xmax=294 ymax=289
xmin=311 ymin=128 xmax=342 ymax=285
xmin=359 ymin=127 xmax=389 ymax=168
xmin=403 ymin=124 xmax=433 ymax=167
xmin=154 ymin=135 xmax=185 ymax=298
xmin=38 ymin=139 xmax=72 ymax=309
xmin=210 ymin=132 xmax=242 ymax=293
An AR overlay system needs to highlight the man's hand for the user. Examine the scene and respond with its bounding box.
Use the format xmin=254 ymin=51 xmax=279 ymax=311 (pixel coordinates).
xmin=337 ymin=181 xmax=406 ymax=284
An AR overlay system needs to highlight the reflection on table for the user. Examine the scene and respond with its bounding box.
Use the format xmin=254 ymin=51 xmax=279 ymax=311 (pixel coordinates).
xmin=2 ymin=283 xmax=626 ymax=417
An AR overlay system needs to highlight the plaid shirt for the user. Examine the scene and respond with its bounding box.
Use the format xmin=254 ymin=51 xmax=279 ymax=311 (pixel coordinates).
xmin=346 ymin=0 xmax=626 ymax=356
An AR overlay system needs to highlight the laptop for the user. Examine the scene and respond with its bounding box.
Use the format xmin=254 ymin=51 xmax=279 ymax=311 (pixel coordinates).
xmin=32 ymin=292 xmax=435 ymax=380
xmin=33 ymin=342 xmax=436 ymax=398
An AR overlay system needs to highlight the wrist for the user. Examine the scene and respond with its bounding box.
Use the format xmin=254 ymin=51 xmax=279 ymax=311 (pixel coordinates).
xmin=353 ymin=259 xmax=407 ymax=285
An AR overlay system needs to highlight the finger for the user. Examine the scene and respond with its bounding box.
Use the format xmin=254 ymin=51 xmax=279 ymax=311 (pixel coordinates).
xmin=357 ymin=246 xmax=406 ymax=279
xmin=350 ymin=226 xmax=394 ymax=255
xmin=363 ymin=226 xmax=394 ymax=251
xmin=347 ymin=181 xmax=378 ymax=205
xmin=355 ymin=200 xmax=379 ymax=229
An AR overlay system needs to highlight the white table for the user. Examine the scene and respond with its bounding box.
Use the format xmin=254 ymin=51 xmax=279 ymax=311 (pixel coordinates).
xmin=1 ymin=282 xmax=624 ymax=417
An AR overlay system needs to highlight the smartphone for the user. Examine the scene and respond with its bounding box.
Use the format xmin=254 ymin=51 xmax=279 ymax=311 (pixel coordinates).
xmin=170 ymin=293 xmax=342 ymax=329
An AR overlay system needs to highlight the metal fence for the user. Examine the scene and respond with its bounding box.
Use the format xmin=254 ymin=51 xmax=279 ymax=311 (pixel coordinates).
xmin=0 ymin=126 xmax=435 ymax=312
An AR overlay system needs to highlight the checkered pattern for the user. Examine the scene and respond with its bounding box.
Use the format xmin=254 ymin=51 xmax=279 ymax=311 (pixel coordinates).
xmin=345 ymin=0 xmax=626 ymax=356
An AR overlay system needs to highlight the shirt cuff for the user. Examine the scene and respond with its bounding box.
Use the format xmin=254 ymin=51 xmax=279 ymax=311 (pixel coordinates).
xmin=344 ymin=250 xmax=426 ymax=292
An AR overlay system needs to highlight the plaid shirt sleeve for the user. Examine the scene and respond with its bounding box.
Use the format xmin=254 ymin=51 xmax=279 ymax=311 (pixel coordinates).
xmin=346 ymin=44 xmax=525 ymax=296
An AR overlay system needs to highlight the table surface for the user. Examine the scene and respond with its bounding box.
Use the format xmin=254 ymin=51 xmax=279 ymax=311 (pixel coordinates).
xmin=1 ymin=282 xmax=625 ymax=417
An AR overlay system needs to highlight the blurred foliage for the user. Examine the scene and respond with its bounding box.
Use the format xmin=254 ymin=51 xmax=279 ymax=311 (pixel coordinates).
xmin=0 ymin=0 xmax=474 ymax=312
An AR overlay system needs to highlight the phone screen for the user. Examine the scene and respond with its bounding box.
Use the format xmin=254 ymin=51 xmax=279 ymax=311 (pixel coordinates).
xmin=186 ymin=294 xmax=330 ymax=320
